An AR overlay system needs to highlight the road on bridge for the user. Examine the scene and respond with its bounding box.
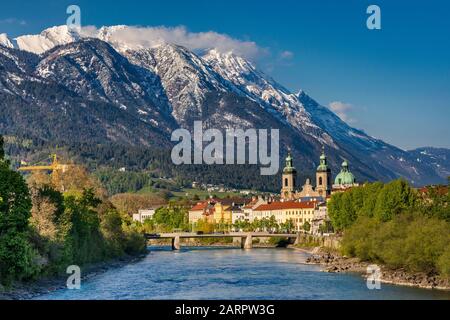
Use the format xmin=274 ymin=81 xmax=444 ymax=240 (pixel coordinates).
xmin=144 ymin=232 xmax=302 ymax=250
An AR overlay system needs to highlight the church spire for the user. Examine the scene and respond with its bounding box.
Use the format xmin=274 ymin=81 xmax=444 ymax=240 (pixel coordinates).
xmin=316 ymin=146 xmax=331 ymax=197
xmin=317 ymin=146 xmax=329 ymax=172
xmin=281 ymin=150 xmax=297 ymax=200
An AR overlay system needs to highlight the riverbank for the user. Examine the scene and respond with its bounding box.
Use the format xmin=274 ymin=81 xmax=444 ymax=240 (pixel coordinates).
xmin=299 ymin=247 xmax=450 ymax=291
xmin=0 ymin=253 xmax=147 ymax=300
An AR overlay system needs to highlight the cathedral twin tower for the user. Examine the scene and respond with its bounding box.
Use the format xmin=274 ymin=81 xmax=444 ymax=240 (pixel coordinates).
xmin=281 ymin=147 xmax=332 ymax=200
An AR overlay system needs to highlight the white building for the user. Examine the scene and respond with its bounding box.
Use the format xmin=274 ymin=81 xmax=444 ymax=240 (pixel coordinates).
xmin=231 ymin=206 xmax=246 ymax=224
xmin=252 ymin=201 xmax=318 ymax=232
xmin=243 ymin=198 xmax=268 ymax=222
xmin=311 ymin=203 xmax=330 ymax=235
xmin=133 ymin=209 xmax=157 ymax=223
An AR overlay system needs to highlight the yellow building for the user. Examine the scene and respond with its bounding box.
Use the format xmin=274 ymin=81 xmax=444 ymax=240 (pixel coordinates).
xmin=253 ymin=201 xmax=318 ymax=232
xmin=213 ymin=202 xmax=232 ymax=224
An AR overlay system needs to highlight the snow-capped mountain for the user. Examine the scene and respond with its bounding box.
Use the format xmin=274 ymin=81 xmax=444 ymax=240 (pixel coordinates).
xmin=202 ymin=50 xmax=328 ymax=140
xmin=0 ymin=33 xmax=15 ymax=49
xmin=35 ymin=39 xmax=176 ymax=131
xmin=0 ymin=25 xmax=448 ymax=186
xmin=1 ymin=25 xmax=87 ymax=53
xmin=121 ymin=45 xmax=232 ymax=126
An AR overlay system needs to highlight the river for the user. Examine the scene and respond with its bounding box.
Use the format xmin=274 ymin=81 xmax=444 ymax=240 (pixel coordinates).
xmin=35 ymin=247 xmax=450 ymax=300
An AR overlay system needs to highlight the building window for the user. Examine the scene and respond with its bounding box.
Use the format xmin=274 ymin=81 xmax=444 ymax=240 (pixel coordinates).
xmin=285 ymin=178 xmax=289 ymax=187
xmin=319 ymin=177 xmax=323 ymax=185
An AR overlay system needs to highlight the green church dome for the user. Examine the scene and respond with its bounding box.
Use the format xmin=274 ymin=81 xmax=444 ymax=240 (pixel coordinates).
xmin=334 ymin=160 xmax=356 ymax=185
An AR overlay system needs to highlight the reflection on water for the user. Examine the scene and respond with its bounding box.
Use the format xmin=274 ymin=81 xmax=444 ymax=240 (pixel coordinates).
xmin=35 ymin=247 xmax=450 ymax=300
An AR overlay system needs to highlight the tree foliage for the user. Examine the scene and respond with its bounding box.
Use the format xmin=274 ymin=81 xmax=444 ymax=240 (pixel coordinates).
xmin=330 ymin=178 xmax=450 ymax=278
xmin=328 ymin=179 xmax=418 ymax=231
xmin=0 ymin=137 xmax=40 ymax=284
xmin=341 ymin=214 xmax=450 ymax=276
xmin=0 ymin=136 xmax=147 ymax=285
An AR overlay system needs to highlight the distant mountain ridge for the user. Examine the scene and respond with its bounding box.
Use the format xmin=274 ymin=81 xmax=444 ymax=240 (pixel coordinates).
xmin=0 ymin=25 xmax=449 ymax=187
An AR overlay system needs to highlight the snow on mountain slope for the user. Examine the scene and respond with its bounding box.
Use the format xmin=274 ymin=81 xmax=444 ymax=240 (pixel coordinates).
xmin=202 ymin=49 xmax=333 ymax=146
xmin=0 ymin=33 xmax=15 ymax=48
xmin=0 ymin=45 xmax=41 ymax=96
xmin=34 ymin=38 xmax=176 ymax=132
xmin=13 ymin=25 xmax=87 ymax=54
xmin=121 ymin=44 xmax=232 ymax=125
xmin=409 ymin=147 xmax=450 ymax=181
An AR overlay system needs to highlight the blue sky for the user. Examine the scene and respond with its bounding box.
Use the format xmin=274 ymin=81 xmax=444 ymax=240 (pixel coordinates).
xmin=1 ymin=0 xmax=449 ymax=149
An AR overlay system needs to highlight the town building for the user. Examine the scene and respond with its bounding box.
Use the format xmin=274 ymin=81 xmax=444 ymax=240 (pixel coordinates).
xmin=188 ymin=198 xmax=250 ymax=225
xmin=244 ymin=197 xmax=268 ymax=222
xmin=213 ymin=202 xmax=232 ymax=224
xmin=132 ymin=208 xmax=158 ymax=223
xmin=188 ymin=201 xmax=211 ymax=224
xmin=311 ymin=202 xmax=330 ymax=235
xmin=187 ymin=148 xmax=357 ymax=233
xmin=253 ymin=201 xmax=318 ymax=232
xmin=231 ymin=205 xmax=245 ymax=224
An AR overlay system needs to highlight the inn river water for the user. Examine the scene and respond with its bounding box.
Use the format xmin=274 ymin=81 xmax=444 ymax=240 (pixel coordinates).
xmin=35 ymin=247 xmax=450 ymax=300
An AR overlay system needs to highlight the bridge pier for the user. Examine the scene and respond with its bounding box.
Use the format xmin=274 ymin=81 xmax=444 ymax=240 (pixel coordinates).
xmin=172 ymin=236 xmax=180 ymax=250
xmin=294 ymin=233 xmax=301 ymax=245
xmin=244 ymin=234 xmax=253 ymax=249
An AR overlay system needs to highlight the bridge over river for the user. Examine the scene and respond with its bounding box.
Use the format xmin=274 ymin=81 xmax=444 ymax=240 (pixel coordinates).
xmin=144 ymin=232 xmax=302 ymax=250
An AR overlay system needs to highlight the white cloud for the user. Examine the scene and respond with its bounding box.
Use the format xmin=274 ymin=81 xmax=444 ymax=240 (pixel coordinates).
xmin=328 ymin=101 xmax=356 ymax=123
xmin=92 ymin=25 xmax=266 ymax=60
xmin=279 ymin=50 xmax=294 ymax=60
xmin=0 ymin=18 xmax=27 ymax=26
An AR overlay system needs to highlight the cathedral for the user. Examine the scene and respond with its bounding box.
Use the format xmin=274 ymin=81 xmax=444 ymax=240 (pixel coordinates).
xmin=280 ymin=148 xmax=358 ymax=201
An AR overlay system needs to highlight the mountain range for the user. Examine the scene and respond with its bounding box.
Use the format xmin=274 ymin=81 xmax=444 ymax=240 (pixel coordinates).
xmin=0 ymin=25 xmax=449 ymax=188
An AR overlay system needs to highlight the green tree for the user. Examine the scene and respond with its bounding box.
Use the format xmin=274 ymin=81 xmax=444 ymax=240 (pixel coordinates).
xmin=341 ymin=214 xmax=450 ymax=275
xmin=0 ymin=136 xmax=40 ymax=284
xmin=280 ymin=219 xmax=294 ymax=233
xmin=268 ymin=215 xmax=278 ymax=232
xmin=328 ymin=192 xmax=356 ymax=231
xmin=373 ymin=179 xmax=417 ymax=222
xmin=303 ymin=221 xmax=311 ymax=232
xmin=153 ymin=202 xmax=189 ymax=232
xmin=0 ymin=136 xmax=4 ymax=160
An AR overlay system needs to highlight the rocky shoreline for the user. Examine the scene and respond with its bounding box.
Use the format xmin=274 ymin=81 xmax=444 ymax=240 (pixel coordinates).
xmin=0 ymin=253 xmax=147 ymax=300
xmin=304 ymin=250 xmax=450 ymax=291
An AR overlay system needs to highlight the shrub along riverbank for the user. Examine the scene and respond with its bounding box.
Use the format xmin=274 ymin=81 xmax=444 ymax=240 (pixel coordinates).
xmin=0 ymin=136 xmax=146 ymax=288
xmin=328 ymin=179 xmax=450 ymax=279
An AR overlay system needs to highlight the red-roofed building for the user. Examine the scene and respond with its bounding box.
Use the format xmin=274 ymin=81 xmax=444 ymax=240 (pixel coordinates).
xmin=188 ymin=200 xmax=216 ymax=224
xmin=253 ymin=200 xmax=320 ymax=231
xmin=243 ymin=197 xmax=268 ymax=222
xmin=418 ymin=185 xmax=448 ymax=197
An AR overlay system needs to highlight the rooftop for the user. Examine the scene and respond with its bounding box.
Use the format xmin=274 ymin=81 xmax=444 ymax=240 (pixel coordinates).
xmin=254 ymin=201 xmax=317 ymax=211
